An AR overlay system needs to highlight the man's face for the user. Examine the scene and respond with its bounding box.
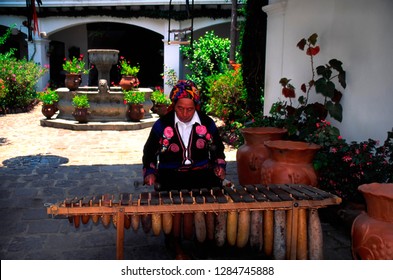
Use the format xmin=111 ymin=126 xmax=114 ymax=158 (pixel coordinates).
xmin=174 ymin=98 xmax=196 ymax=123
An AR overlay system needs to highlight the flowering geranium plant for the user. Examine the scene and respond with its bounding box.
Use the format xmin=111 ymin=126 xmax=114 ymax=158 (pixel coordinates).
xmin=312 ymin=126 xmax=393 ymax=202
xmin=62 ymin=55 xmax=89 ymax=74
xmin=151 ymin=87 xmax=171 ymax=106
xmin=269 ymin=33 xmax=346 ymax=140
xmin=119 ymin=56 xmax=140 ymax=76
xmin=37 ymin=87 xmax=59 ymax=105
xmin=123 ymin=90 xmax=145 ymax=104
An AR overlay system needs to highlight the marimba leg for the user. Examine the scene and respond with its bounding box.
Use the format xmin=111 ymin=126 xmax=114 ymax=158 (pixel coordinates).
xmin=297 ymin=208 xmax=308 ymax=260
xmin=263 ymin=210 xmax=274 ymax=257
xmin=116 ymin=209 xmax=125 ymax=260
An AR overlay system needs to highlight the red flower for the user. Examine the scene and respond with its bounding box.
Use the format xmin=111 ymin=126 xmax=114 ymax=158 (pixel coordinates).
xmin=306 ymin=46 xmax=320 ymax=56
xmin=301 ymin=83 xmax=307 ymax=93
xmin=282 ymin=87 xmax=295 ymax=98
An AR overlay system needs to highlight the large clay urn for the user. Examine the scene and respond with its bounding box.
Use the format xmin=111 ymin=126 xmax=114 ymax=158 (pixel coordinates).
xmin=236 ymin=127 xmax=287 ymax=185
xmin=65 ymin=74 xmax=82 ymax=91
xmin=261 ymin=140 xmax=320 ymax=187
xmin=41 ymin=104 xmax=57 ymax=119
xmin=119 ymin=75 xmax=140 ymax=91
xmin=126 ymin=103 xmax=145 ymax=122
xmin=351 ymin=183 xmax=393 ymax=259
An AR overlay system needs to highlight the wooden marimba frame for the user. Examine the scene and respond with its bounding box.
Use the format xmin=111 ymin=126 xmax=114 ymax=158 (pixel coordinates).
xmin=46 ymin=184 xmax=341 ymax=260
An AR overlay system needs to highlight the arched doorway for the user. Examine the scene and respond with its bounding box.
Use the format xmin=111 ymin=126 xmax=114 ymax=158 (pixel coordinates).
xmin=48 ymin=22 xmax=164 ymax=88
xmin=87 ymin=22 xmax=164 ymax=88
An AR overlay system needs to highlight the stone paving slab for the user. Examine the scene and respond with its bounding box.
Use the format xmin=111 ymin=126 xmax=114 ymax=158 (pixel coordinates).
xmin=0 ymin=106 xmax=352 ymax=260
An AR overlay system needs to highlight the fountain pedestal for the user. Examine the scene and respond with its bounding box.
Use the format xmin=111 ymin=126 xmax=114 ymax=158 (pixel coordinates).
xmin=88 ymin=49 xmax=119 ymax=84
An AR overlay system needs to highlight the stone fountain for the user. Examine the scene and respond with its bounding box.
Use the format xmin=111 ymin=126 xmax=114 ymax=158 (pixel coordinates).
xmin=41 ymin=49 xmax=155 ymax=130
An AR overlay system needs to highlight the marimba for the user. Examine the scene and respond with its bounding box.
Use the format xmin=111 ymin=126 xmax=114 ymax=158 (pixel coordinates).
xmin=46 ymin=184 xmax=341 ymax=260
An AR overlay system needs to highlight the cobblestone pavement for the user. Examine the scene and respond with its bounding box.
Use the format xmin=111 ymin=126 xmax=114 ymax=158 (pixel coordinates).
xmin=0 ymin=106 xmax=353 ymax=260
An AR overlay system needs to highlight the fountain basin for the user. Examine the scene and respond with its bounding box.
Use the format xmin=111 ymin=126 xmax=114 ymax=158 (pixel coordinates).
xmin=88 ymin=49 xmax=119 ymax=83
xmin=56 ymin=86 xmax=153 ymax=122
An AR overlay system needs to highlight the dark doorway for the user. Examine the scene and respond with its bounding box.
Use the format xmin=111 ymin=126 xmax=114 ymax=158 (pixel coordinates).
xmin=87 ymin=22 xmax=164 ymax=88
xmin=49 ymin=40 xmax=65 ymax=88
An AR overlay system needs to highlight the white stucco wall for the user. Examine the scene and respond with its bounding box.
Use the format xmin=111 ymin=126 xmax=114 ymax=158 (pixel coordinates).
xmin=264 ymin=0 xmax=393 ymax=143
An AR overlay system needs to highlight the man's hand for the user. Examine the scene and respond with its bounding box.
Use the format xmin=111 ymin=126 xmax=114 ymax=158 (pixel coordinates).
xmin=214 ymin=166 xmax=226 ymax=180
xmin=144 ymin=174 xmax=156 ymax=186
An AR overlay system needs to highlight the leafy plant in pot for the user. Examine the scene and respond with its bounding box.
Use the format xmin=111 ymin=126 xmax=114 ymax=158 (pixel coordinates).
xmin=123 ymin=90 xmax=145 ymax=121
xmin=63 ymin=54 xmax=90 ymax=91
xmin=72 ymin=94 xmax=90 ymax=123
xmin=151 ymin=87 xmax=171 ymax=117
xmin=37 ymin=87 xmax=59 ymax=119
xmin=267 ymin=33 xmax=347 ymax=141
xmin=118 ymin=57 xmax=140 ymax=91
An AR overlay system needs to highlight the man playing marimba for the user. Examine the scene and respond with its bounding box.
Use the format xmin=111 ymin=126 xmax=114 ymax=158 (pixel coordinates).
xmin=142 ymin=80 xmax=227 ymax=259
xmin=142 ymin=80 xmax=227 ymax=191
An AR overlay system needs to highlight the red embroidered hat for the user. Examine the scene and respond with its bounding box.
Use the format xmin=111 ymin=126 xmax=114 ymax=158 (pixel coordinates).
xmin=168 ymin=80 xmax=201 ymax=111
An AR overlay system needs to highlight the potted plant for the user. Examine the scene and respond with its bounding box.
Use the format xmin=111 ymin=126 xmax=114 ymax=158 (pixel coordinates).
xmin=72 ymin=94 xmax=90 ymax=123
xmin=37 ymin=87 xmax=59 ymax=119
xmin=118 ymin=56 xmax=140 ymax=91
xmin=151 ymin=87 xmax=171 ymax=117
xmin=262 ymin=33 xmax=346 ymax=141
xmin=63 ymin=54 xmax=90 ymax=91
xmin=123 ymin=90 xmax=145 ymax=121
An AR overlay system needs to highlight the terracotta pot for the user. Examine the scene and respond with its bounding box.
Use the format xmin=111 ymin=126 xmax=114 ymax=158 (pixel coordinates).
xmin=65 ymin=74 xmax=82 ymax=91
xmin=261 ymin=140 xmax=320 ymax=186
xmin=41 ymin=104 xmax=57 ymax=119
xmin=236 ymin=127 xmax=287 ymax=185
xmin=126 ymin=103 xmax=145 ymax=122
xmin=72 ymin=107 xmax=90 ymax=123
xmin=119 ymin=75 xmax=139 ymax=91
xmin=351 ymin=183 xmax=393 ymax=259
xmin=154 ymin=104 xmax=168 ymax=117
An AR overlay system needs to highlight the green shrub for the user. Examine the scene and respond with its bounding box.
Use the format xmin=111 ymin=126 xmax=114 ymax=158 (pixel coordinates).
xmin=205 ymin=68 xmax=250 ymax=148
xmin=206 ymin=69 xmax=248 ymax=122
xmin=0 ymin=26 xmax=47 ymax=112
xmin=180 ymin=31 xmax=231 ymax=107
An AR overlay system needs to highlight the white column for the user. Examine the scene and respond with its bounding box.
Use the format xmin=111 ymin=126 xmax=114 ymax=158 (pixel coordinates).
xmin=262 ymin=0 xmax=287 ymax=116
xmin=27 ymin=37 xmax=50 ymax=91
xmin=162 ymin=43 xmax=181 ymax=95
